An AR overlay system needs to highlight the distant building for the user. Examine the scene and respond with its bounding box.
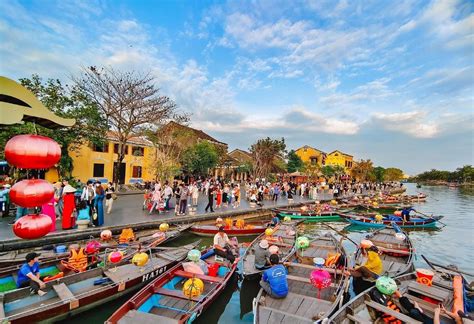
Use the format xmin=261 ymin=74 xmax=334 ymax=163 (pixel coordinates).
xmin=161 ymin=121 xmax=228 ymax=150
xmin=294 ymin=145 xmax=326 ymax=167
xmin=325 ymin=150 xmax=354 ymax=173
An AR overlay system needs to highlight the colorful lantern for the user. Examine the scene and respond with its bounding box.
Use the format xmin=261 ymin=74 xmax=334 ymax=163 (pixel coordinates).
xmin=300 ymin=206 xmax=308 ymax=212
xmin=132 ymin=252 xmax=149 ymax=267
xmin=283 ymin=216 xmax=291 ymax=222
xmin=330 ymin=199 xmax=337 ymax=205
xmin=360 ymin=239 xmax=373 ymax=249
xmin=159 ymin=223 xmax=169 ymax=232
xmin=310 ymin=269 xmax=332 ymax=298
xmin=13 ymin=214 xmax=53 ymax=239
xmin=394 ymin=210 xmax=402 ymax=216
xmin=376 ymin=276 xmax=398 ymax=295
xmin=269 ymin=245 xmax=279 ymax=254
xmin=265 ymin=228 xmax=273 ymax=237
xmin=187 ymin=249 xmax=201 ymax=262
xmin=100 ymin=230 xmax=112 ymax=241
xmin=182 ymin=278 xmax=204 ymax=298
xmin=375 ymin=214 xmax=383 ymax=223
xmin=10 ymin=179 xmax=54 ymax=207
xmin=296 ymin=236 xmax=310 ymax=249
xmin=395 ymin=233 xmax=406 ymax=241
xmin=108 ymin=251 xmax=123 ymax=264
xmin=373 ymin=202 xmax=379 ymax=207
xmin=5 ymin=135 xmax=61 ymax=169
xmin=215 ymin=217 xmax=223 ymax=225
xmin=85 ymin=240 xmax=101 ymax=254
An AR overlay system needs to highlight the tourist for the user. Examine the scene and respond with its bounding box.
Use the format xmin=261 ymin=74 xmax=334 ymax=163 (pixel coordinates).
xmin=216 ymin=185 xmax=222 ymax=208
xmin=76 ymin=200 xmax=90 ymax=224
xmin=105 ymin=182 xmax=115 ymax=214
xmin=16 ymin=252 xmax=46 ymax=296
xmin=41 ymin=194 xmax=56 ymax=232
xmin=163 ymin=181 xmax=173 ymax=211
xmin=173 ymin=181 xmax=180 ymax=213
xmin=223 ymin=184 xmax=229 ymax=206
xmin=81 ymin=180 xmax=95 ymax=219
xmin=233 ymin=184 xmax=240 ymax=208
xmin=149 ymin=185 xmax=162 ymax=214
xmin=62 ymin=184 xmax=76 ymax=230
xmin=273 ymin=184 xmax=280 ymax=202
xmin=260 ymin=254 xmax=288 ymax=299
xmin=213 ymin=226 xmax=235 ymax=263
xmin=348 ymin=240 xmax=382 ymax=279
xmin=0 ymin=183 xmax=10 ymax=218
xmin=205 ymin=184 xmax=215 ymax=212
xmin=254 ymin=239 xmax=271 ymax=270
xmin=178 ymin=183 xmax=189 ymax=215
xmin=191 ymin=182 xmax=199 ymax=207
xmin=93 ymin=183 xmax=105 ymax=226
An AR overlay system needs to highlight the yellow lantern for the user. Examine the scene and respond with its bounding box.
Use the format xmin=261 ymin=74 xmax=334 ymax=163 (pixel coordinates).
xmin=159 ymin=223 xmax=169 ymax=232
xmin=265 ymin=228 xmax=273 ymax=237
xmin=330 ymin=199 xmax=337 ymax=205
xmin=283 ymin=216 xmax=291 ymax=222
xmin=132 ymin=252 xmax=149 ymax=267
xmin=375 ymin=214 xmax=383 ymax=222
xmin=373 ymin=202 xmax=379 ymax=207
xmin=182 ymin=278 xmax=204 ymax=298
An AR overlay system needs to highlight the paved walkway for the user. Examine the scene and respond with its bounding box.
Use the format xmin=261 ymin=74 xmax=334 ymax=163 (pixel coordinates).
xmin=0 ymin=191 xmax=333 ymax=241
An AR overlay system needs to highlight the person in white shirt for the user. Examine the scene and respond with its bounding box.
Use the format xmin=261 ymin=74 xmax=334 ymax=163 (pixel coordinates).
xmin=162 ymin=182 xmax=173 ymax=211
xmin=213 ymin=226 xmax=236 ymax=263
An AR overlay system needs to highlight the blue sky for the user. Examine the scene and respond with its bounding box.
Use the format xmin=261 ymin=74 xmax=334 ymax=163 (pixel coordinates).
xmin=0 ymin=0 xmax=472 ymax=174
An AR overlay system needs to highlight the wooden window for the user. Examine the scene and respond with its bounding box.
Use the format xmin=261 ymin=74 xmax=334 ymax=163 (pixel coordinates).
xmin=92 ymin=143 xmax=109 ymax=152
xmin=114 ymin=144 xmax=131 ymax=155
xmin=310 ymin=157 xmax=318 ymax=165
xmin=132 ymin=146 xmax=144 ymax=156
xmin=132 ymin=166 xmax=142 ymax=178
xmin=93 ymin=163 xmax=105 ymax=177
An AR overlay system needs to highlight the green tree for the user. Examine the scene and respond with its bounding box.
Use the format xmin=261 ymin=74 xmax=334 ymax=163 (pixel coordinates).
xmin=321 ymin=165 xmax=335 ymax=179
xmin=181 ymin=141 xmax=219 ymax=176
xmin=0 ymin=74 xmax=107 ymax=179
xmin=384 ymin=167 xmax=404 ymax=181
xmin=372 ymin=166 xmax=386 ymax=182
xmin=351 ymin=159 xmax=374 ymax=181
xmin=287 ymin=150 xmax=304 ymax=173
xmin=249 ymin=137 xmax=286 ymax=178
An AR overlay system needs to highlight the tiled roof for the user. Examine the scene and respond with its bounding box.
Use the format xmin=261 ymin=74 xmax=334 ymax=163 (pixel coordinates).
xmin=165 ymin=121 xmax=227 ymax=146
xmin=106 ymin=131 xmax=152 ymax=146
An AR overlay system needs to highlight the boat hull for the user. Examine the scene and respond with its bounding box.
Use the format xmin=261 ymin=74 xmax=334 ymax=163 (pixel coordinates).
xmin=189 ymin=224 xmax=266 ymax=237
xmin=342 ymin=214 xmax=440 ymax=228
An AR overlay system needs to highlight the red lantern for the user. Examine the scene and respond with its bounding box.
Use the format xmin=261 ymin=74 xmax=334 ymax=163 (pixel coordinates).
xmin=13 ymin=214 xmax=53 ymax=239
xmin=10 ymin=179 xmax=54 ymax=208
xmin=108 ymin=251 xmax=123 ymax=264
xmin=5 ymin=135 xmax=61 ymax=169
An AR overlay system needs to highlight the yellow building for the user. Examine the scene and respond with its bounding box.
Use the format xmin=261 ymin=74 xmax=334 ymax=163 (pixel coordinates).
xmin=325 ymin=150 xmax=354 ymax=173
xmin=45 ymin=132 xmax=156 ymax=184
xmin=294 ymin=145 xmax=326 ymax=167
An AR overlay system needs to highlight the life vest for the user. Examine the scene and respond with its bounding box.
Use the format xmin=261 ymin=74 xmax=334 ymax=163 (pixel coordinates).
xmin=235 ymin=219 xmax=245 ymax=229
xmin=225 ymin=218 xmax=233 ymax=229
xmin=325 ymin=252 xmax=341 ymax=267
xmin=61 ymin=247 xmax=88 ymax=272
xmin=381 ymin=300 xmax=402 ymax=324
xmin=119 ymin=228 xmax=135 ymax=243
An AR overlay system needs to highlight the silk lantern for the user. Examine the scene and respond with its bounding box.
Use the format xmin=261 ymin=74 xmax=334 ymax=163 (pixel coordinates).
xmin=187 ymin=249 xmax=201 ymax=262
xmin=159 ymin=223 xmax=169 ymax=232
xmin=132 ymin=252 xmax=149 ymax=267
xmin=108 ymin=251 xmax=123 ymax=264
xmin=183 ymin=278 xmax=204 ymax=298
xmin=310 ymin=269 xmax=332 ymax=298
xmin=100 ymin=230 xmax=112 ymax=241
xmin=10 ymin=179 xmax=54 ymax=207
xmin=85 ymin=240 xmax=101 ymax=254
xmin=5 ymin=135 xmax=61 ymax=169
xmin=13 ymin=214 xmax=53 ymax=239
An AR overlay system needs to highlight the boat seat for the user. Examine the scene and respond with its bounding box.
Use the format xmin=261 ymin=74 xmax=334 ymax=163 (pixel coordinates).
xmin=0 ymin=295 xmax=5 ymax=318
xmin=53 ymin=283 xmax=79 ymax=309
xmin=346 ymin=314 xmax=372 ymax=324
xmin=407 ymin=282 xmax=450 ymax=302
xmin=118 ymin=310 xmax=179 ymax=324
xmin=153 ymin=287 xmax=202 ymax=302
xmin=365 ymin=301 xmax=422 ymax=324
xmin=286 ymin=275 xmax=339 ymax=288
xmin=174 ymin=270 xmax=223 ymax=283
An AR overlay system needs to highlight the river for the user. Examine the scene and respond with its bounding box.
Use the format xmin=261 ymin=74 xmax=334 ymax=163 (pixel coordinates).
xmin=58 ymin=183 xmax=474 ymax=323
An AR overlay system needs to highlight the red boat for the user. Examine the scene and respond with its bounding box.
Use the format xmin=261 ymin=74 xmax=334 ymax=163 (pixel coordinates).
xmin=106 ymin=250 xmax=237 ymax=323
xmin=189 ymin=221 xmax=268 ymax=237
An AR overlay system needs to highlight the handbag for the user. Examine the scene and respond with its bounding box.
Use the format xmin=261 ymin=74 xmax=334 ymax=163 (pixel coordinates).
xmin=112 ymin=193 xmax=118 ymax=200
xmin=92 ymin=210 xmax=98 ymax=220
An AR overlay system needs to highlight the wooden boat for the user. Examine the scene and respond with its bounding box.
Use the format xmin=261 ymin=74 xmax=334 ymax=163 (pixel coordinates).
xmin=242 ymin=221 xmax=301 ymax=280
xmin=0 ymin=242 xmax=199 ymax=323
xmin=273 ymin=205 xmax=350 ymax=222
xmin=0 ymin=226 xmax=190 ymax=294
xmin=339 ymin=212 xmax=442 ymax=228
xmin=386 ymin=187 xmax=406 ymax=195
xmin=253 ymin=233 xmax=349 ymax=323
xmin=0 ymin=225 xmax=192 ymax=268
xmin=348 ymin=203 xmax=411 ymax=215
xmin=329 ymin=269 xmax=473 ymax=323
xmin=106 ymin=249 xmax=238 ymax=323
xmin=189 ymin=221 xmax=268 ymax=237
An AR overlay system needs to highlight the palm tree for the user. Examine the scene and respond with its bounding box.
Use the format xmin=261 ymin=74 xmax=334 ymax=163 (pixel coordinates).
xmin=351 ymin=159 xmax=374 ymax=181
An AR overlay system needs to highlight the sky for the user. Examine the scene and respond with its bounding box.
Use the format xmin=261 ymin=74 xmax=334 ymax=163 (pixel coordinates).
xmin=0 ymin=0 xmax=473 ymax=175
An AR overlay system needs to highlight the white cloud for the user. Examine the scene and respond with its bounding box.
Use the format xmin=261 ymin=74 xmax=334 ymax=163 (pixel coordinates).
xmin=371 ymin=111 xmax=439 ymax=138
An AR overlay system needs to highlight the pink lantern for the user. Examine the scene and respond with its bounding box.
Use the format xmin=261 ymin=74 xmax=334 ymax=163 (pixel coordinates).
xmin=13 ymin=214 xmax=53 ymax=239
xmin=85 ymin=240 xmax=101 ymax=254
xmin=108 ymin=251 xmax=123 ymax=264
xmin=310 ymin=269 xmax=332 ymax=298
xmin=10 ymin=179 xmax=54 ymax=207
xmin=5 ymin=135 xmax=61 ymax=169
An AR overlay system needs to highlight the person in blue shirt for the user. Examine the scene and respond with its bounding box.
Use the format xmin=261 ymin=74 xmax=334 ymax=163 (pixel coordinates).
xmin=269 ymin=214 xmax=280 ymax=227
xmin=17 ymin=252 xmax=47 ymax=296
xmin=401 ymin=207 xmax=416 ymax=222
xmin=260 ymin=254 xmax=288 ymax=299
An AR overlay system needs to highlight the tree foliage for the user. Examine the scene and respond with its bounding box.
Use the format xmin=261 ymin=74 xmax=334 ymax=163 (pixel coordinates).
xmin=372 ymin=166 xmax=386 ymax=182
xmin=287 ymin=150 xmax=304 ymax=173
xmin=384 ymin=167 xmax=404 ymax=181
xmin=73 ymin=66 xmax=180 ymax=183
xmin=351 ymin=159 xmax=374 ymax=181
xmin=321 ymin=165 xmax=335 ymax=179
xmin=0 ymin=74 xmax=107 ymax=179
xmin=411 ymin=165 xmax=474 ymax=183
xmin=181 ymin=141 xmax=219 ymax=177
xmin=249 ymin=137 xmax=286 ymax=178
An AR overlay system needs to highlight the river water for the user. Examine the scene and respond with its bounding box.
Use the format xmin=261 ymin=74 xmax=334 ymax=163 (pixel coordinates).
xmin=59 ymin=183 xmax=474 ymax=323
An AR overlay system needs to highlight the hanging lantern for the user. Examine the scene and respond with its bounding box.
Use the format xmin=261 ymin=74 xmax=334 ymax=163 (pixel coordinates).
xmin=132 ymin=252 xmax=149 ymax=267
xmin=375 ymin=214 xmax=384 ymax=223
xmin=296 ymin=236 xmax=310 ymax=250
xmin=376 ymin=276 xmax=398 ymax=295
xmin=215 ymin=217 xmax=223 ymax=225
xmin=269 ymin=245 xmax=279 ymax=254
xmin=373 ymin=202 xmax=379 ymax=207
xmin=283 ymin=216 xmax=291 ymax=222
xmin=10 ymin=179 xmax=54 ymax=207
xmin=310 ymin=269 xmax=332 ymax=298
xmin=187 ymin=249 xmax=201 ymax=262
xmin=100 ymin=230 xmax=113 ymax=241
xmin=159 ymin=223 xmax=169 ymax=232
xmin=330 ymin=199 xmax=337 ymax=205
xmin=85 ymin=240 xmax=101 ymax=254
xmin=108 ymin=251 xmax=123 ymax=264
xmin=265 ymin=228 xmax=273 ymax=237
xmin=182 ymin=278 xmax=204 ymax=298
xmin=13 ymin=214 xmax=53 ymax=239
xmin=5 ymin=135 xmax=61 ymax=169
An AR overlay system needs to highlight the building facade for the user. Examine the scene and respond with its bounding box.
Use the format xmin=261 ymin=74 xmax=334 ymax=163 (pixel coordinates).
xmin=325 ymin=150 xmax=354 ymax=173
xmin=294 ymin=145 xmax=326 ymax=167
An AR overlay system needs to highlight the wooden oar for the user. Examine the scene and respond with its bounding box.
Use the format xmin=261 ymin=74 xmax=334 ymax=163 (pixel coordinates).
xmin=321 ymin=223 xmax=359 ymax=246
xmin=414 ymin=210 xmax=447 ymax=226
xmin=421 ymin=255 xmax=474 ymax=277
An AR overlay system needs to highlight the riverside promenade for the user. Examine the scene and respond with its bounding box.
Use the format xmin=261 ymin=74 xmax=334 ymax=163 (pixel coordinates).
xmin=0 ymin=191 xmax=333 ymax=251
